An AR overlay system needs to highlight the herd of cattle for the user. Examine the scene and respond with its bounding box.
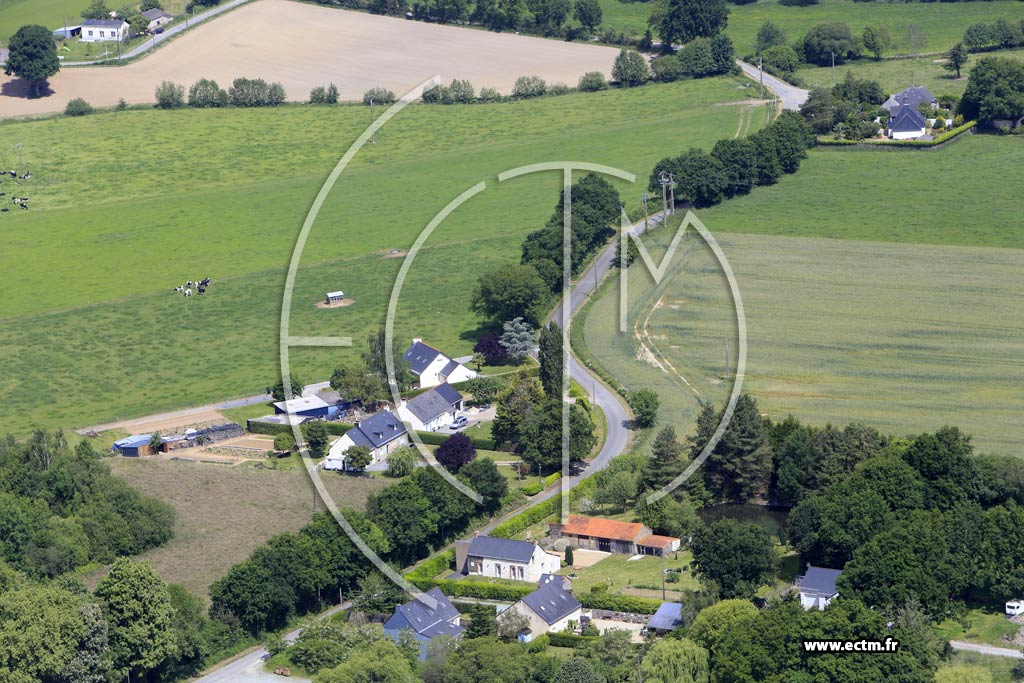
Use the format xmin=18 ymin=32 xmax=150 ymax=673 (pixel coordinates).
xmin=0 ymin=169 xmax=31 ymax=212
xmin=173 ymin=277 xmax=213 ymax=298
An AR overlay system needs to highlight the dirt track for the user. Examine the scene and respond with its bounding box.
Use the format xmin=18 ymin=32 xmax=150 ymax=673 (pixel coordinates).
xmin=0 ymin=0 xmax=619 ymax=116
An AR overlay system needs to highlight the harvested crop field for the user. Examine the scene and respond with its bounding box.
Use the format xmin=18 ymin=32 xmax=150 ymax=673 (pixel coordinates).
xmin=105 ymin=456 xmax=386 ymax=601
xmin=0 ymin=0 xmax=620 ymax=116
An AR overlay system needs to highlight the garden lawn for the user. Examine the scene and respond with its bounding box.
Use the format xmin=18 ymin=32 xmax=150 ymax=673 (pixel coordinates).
xmin=0 ymin=0 xmax=85 ymax=42
xmin=0 ymin=77 xmax=763 ymax=437
xmin=597 ymin=0 xmax=1024 ymax=55
xmin=936 ymin=608 xmax=1022 ymax=648
xmin=795 ymin=48 xmax=1024 ymax=98
xmin=558 ymin=550 xmax=699 ymax=597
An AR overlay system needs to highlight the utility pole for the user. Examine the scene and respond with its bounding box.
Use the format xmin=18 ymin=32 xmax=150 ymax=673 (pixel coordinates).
xmin=668 ymin=173 xmax=675 ymax=215
xmin=831 ymin=51 xmax=836 ymax=87
xmin=641 ymin=192 xmax=649 ymax=231
xmin=758 ymin=56 xmax=764 ymax=99
xmin=372 ymin=97 xmax=380 ymax=144
xmin=658 ymin=170 xmax=669 ymax=219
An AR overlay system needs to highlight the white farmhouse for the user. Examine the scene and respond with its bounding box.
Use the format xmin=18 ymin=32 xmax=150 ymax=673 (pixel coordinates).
xmin=796 ymin=565 xmax=843 ymax=610
xmin=455 ymin=535 xmax=561 ymax=583
xmin=499 ymin=574 xmax=582 ymax=642
xmin=80 ymin=18 xmax=128 ymax=42
xmin=404 ymin=338 xmax=477 ymax=389
xmin=323 ymin=410 xmax=408 ymax=470
xmin=397 ymin=383 xmax=464 ymax=432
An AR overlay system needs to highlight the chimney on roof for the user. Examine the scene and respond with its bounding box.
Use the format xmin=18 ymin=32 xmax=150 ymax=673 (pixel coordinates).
xmin=474 ymin=531 xmax=480 ymax=537
xmin=413 ymin=337 xmax=422 ymax=344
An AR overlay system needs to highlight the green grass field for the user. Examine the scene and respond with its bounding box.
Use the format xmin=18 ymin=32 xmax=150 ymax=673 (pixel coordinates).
xmin=597 ymin=0 xmax=1024 ymax=55
xmin=0 ymin=78 xmax=765 ymax=436
xmin=796 ymin=48 xmax=1024 ymax=97
xmin=939 ymin=651 xmax=1020 ymax=683
xmin=583 ymin=136 xmax=1024 ymax=455
xmin=557 ymin=550 xmax=700 ymax=597
xmin=0 ymin=0 xmax=193 ymax=42
xmin=936 ymin=607 xmax=1021 ymax=648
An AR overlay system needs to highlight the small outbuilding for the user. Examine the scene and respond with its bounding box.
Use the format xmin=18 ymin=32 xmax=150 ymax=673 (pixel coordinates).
xmin=113 ymin=434 xmax=153 ymax=457
xmin=53 ymin=25 xmax=82 ymax=39
xmin=273 ymin=395 xmax=332 ymax=419
xmin=325 ymin=290 xmax=345 ymax=305
xmin=141 ymin=8 xmax=173 ymax=30
xmin=647 ymin=602 xmax=683 ymax=634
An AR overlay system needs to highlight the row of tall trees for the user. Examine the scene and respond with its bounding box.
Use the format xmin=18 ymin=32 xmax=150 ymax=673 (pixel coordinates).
xmin=648 ymin=110 xmax=813 ymax=210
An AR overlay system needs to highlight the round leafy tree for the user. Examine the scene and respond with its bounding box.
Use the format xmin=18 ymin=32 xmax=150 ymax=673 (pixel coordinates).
xmin=436 ymin=432 xmax=477 ymax=471
xmin=5 ymin=25 xmax=60 ymax=98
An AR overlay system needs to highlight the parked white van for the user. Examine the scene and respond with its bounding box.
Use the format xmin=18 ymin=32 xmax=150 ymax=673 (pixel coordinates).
xmin=1005 ymin=600 xmax=1024 ymax=616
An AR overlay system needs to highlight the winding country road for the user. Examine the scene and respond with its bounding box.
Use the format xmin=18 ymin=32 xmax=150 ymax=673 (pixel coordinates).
xmin=736 ymin=60 xmax=809 ymax=111
xmin=950 ymin=641 xmax=1024 ymax=659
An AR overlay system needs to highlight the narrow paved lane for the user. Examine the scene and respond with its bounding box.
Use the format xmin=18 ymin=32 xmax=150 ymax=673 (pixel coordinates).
xmin=736 ymin=60 xmax=809 ymax=111
xmin=950 ymin=641 xmax=1024 ymax=659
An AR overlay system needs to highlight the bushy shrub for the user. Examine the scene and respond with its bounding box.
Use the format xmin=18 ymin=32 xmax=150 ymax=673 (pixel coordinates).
xmin=422 ymin=84 xmax=449 ymax=103
xmin=154 ymin=80 xmax=185 ymax=109
xmin=478 ymin=87 xmax=503 ymax=102
xmin=363 ymin=86 xmax=396 ymax=105
xmin=512 ymin=75 xmax=547 ymax=99
xmin=521 ymin=481 xmax=543 ymax=496
xmin=651 ymin=55 xmax=685 ymax=82
xmin=611 ymin=48 xmax=650 ymax=87
xmin=228 ymin=77 xmax=269 ymax=107
xmin=953 ymin=113 xmax=965 ymax=127
xmin=577 ymin=71 xmax=607 ymax=92
xmin=309 ymin=83 xmax=339 ymax=104
xmin=447 ymin=79 xmax=475 ymax=103
xmin=267 ymin=82 xmax=286 ymax=106
xmin=189 ymin=78 xmax=227 ymax=108
xmin=548 ymin=82 xmax=571 ymax=96
xmin=64 ymin=97 xmax=94 ymax=116
xmin=760 ymin=45 xmax=799 ymax=77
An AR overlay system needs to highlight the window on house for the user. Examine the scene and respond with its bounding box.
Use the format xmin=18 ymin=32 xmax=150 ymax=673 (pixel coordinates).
xmin=87 ymin=30 xmax=93 ymax=36
xmin=99 ymin=30 xmax=105 ymax=37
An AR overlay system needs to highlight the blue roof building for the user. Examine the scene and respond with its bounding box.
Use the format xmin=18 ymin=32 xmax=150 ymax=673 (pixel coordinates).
xmin=499 ymin=575 xmax=582 ymax=642
xmin=647 ymin=602 xmax=683 ymax=633
xmin=796 ymin=565 xmax=843 ymax=610
xmin=383 ymin=587 xmax=463 ymax=659
xmin=324 ymin=410 xmax=409 ymax=470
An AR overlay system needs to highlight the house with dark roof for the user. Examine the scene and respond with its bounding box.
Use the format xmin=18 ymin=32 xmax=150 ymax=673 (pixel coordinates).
xmin=81 ymin=18 xmax=128 ymax=42
xmin=454 ymin=534 xmax=560 ymax=582
xmin=323 ymin=410 xmax=409 ymax=470
xmin=499 ymin=574 xmax=582 ymax=642
xmin=647 ymin=602 xmax=683 ymax=634
xmin=397 ymin=383 xmax=464 ymax=432
xmin=403 ymin=338 xmax=477 ymax=388
xmin=141 ymin=7 xmax=173 ymax=30
xmin=882 ymin=85 xmax=937 ymax=116
xmin=550 ymin=515 xmax=680 ymax=556
xmin=796 ymin=565 xmax=843 ymax=610
xmin=887 ymin=105 xmax=927 ymax=140
xmin=383 ymin=587 xmax=463 ymax=659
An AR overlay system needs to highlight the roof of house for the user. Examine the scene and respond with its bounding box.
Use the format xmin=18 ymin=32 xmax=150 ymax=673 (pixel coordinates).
xmin=114 ymin=434 xmax=151 ymax=448
xmin=891 ymin=85 xmax=936 ymax=108
xmin=273 ymin=395 xmax=329 ymax=414
xmin=637 ymin=534 xmax=680 ymax=549
xmin=404 ymin=386 xmax=459 ymax=423
xmin=404 ymin=340 xmax=446 ymax=375
xmin=440 ymin=359 xmax=460 ymax=376
xmin=82 ymin=18 xmax=127 ymax=27
xmin=538 ymin=573 xmax=573 ymax=590
xmin=889 ymin=106 xmax=927 ymax=133
xmin=434 ymin=383 xmax=463 ymax=405
xmin=252 ymin=413 xmax=313 ymax=426
xmin=468 ymin=536 xmax=537 ymax=563
xmin=385 ymin=587 xmax=462 ymax=638
xmin=346 ymin=410 xmax=408 ymax=449
xmin=559 ymin=515 xmax=648 ymax=542
xmin=141 ymin=8 xmax=172 ymax=19
xmin=797 ymin=566 xmax=843 ymax=598
xmin=647 ymin=602 xmax=683 ymax=631
xmin=521 ymin=578 xmax=581 ymax=625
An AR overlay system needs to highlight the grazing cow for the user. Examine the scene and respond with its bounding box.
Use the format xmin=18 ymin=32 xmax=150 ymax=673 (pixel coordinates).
xmin=186 ymin=280 xmax=193 ymax=287
xmin=1 ymin=207 xmax=8 ymax=213
xmin=174 ymin=285 xmax=184 ymax=293
xmin=200 ymin=277 xmax=211 ymax=287
xmin=184 ymin=288 xmax=192 ymax=298
xmin=20 ymin=171 xmax=30 ymax=180
xmin=7 ymin=171 xmax=14 ymax=178
xmin=197 ymin=286 xmax=206 ymax=295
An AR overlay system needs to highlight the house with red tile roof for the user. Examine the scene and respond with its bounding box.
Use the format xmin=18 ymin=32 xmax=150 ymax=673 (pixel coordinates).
xmin=549 ymin=515 xmax=680 ymax=555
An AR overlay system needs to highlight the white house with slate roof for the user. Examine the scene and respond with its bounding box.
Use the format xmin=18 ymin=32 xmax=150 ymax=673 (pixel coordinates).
xmin=323 ymin=410 xmax=408 ymax=469
xmin=404 ymin=338 xmax=477 ymax=388
xmin=384 ymin=587 xmax=463 ymax=659
xmin=397 ymin=383 xmax=464 ymax=432
xmin=887 ymin=106 xmax=927 ymax=140
xmin=455 ymin=534 xmax=560 ymax=582
xmin=81 ymin=18 xmax=128 ymax=41
xmin=499 ymin=574 xmax=582 ymax=642
xmin=882 ymin=85 xmax=937 ymax=116
xmin=141 ymin=8 xmax=173 ymax=30
xmin=796 ymin=565 xmax=843 ymax=610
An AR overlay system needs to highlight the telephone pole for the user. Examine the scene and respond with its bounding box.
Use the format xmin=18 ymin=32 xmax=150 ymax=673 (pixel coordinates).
xmin=658 ymin=170 xmax=669 ymax=219
xmin=641 ymin=191 xmax=649 ymax=231
xmin=668 ymin=173 xmax=676 ymax=215
xmin=758 ymin=56 xmax=764 ymax=99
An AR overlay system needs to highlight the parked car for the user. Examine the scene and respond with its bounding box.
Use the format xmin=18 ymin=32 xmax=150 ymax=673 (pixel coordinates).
xmin=154 ymin=27 xmax=164 ymax=34
xmin=450 ymin=416 xmax=469 ymax=430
